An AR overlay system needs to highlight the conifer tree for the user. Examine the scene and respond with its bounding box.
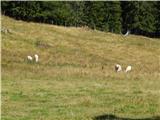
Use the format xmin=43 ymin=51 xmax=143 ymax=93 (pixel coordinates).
xmin=121 ymin=1 xmax=155 ymax=34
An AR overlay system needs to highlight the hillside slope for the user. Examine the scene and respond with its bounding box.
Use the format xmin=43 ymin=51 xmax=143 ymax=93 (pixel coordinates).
xmin=2 ymin=16 xmax=160 ymax=120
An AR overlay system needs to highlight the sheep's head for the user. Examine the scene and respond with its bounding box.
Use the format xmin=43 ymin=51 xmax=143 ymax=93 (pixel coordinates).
xmin=115 ymin=64 xmax=119 ymax=72
xmin=115 ymin=64 xmax=122 ymax=72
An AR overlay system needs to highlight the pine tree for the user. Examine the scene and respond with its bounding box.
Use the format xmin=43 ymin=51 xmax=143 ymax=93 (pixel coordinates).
xmin=121 ymin=1 xmax=155 ymax=34
xmin=69 ymin=1 xmax=86 ymax=27
xmin=107 ymin=1 xmax=122 ymax=33
xmin=155 ymin=1 xmax=160 ymax=32
xmin=2 ymin=1 xmax=41 ymax=21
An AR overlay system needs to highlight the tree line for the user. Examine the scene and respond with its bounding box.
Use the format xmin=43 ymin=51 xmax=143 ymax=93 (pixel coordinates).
xmin=1 ymin=1 xmax=160 ymax=37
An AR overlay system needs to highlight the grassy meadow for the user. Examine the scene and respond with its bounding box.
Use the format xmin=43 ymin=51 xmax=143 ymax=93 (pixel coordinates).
xmin=1 ymin=16 xmax=160 ymax=120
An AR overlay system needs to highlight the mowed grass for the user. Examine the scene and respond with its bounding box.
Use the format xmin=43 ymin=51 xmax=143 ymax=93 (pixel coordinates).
xmin=1 ymin=16 xmax=160 ymax=120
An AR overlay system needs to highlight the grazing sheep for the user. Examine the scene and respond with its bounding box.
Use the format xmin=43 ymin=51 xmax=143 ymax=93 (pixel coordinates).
xmin=125 ymin=65 xmax=132 ymax=72
xmin=27 ymin=56 xmax=33 ymax=61
xmin=115 ymin=64 xmax=122 ymax=72
xmin=34 ymin=54 xmax=39 ymax=62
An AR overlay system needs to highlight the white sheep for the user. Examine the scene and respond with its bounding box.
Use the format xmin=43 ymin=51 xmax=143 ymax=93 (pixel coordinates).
xmin=34 ymin=54 xmax=39 ymax=62
xmin=115 ymin=64 xmax=122 ymax=72
xmin=125 ymin=65 xmax=132 ymax=72
xmin=27 ymin=56 xmax=33 ymax=61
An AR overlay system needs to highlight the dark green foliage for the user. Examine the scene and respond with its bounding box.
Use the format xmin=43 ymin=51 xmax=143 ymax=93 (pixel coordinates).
xmin=155 ymin=2 xmax=160 ymax=32
xmin=107 ymin=1 xmax=122 ymax=33
xmin=2 ymin=1 xmax=41 ymax=21
xmin=69 ymin=1 xmax=86 ymax=26
xmin=83 ymin=1 xmax=122 ymax=33
xmin=1 ymin=1 xmax=160 ymax=37
xmin=84 ymin=2 xmax=105 ymax=30
xmin=121 ymin=1 xmax=156 ymax=34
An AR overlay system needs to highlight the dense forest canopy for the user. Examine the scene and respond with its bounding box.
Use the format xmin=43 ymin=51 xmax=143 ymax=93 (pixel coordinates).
xmin=1 ymin=1 xmax=160 ymax=37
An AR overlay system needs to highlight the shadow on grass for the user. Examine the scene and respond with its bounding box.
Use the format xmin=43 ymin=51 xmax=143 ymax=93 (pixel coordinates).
xmin=93 ymin=114 xmax=160 ymax=120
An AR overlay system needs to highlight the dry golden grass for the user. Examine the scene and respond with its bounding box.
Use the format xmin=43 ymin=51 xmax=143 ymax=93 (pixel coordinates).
xmin=1 ymin=15 xmax=160 ymax=120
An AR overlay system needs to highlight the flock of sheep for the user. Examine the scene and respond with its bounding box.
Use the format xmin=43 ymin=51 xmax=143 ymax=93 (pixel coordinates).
xmin=27 ymin=55 xmax=132 ymax=72
xmin=115 ymin=64 xmax=132 ymax=73
xmin=27 ymin=54 xmax=39 ymax=63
